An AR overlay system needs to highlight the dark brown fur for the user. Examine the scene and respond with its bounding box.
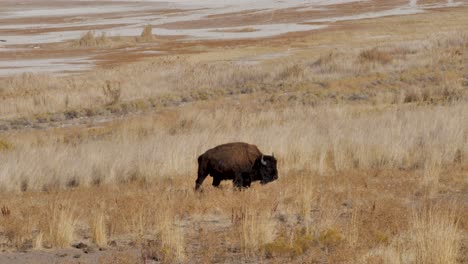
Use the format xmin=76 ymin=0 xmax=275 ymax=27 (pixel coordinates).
xmin=195 ymin=142 xmax=278 ymax=190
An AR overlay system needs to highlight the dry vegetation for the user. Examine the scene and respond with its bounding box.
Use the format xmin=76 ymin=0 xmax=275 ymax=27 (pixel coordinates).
xmin=0 ymin=10 xmax=467 ymax=264
xmin=70 ymin=24 xmax=155 ymax=49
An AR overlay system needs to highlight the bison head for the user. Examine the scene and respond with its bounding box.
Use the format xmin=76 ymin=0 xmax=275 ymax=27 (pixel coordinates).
xmin=253 ymin=154 xmax=278 ymax=184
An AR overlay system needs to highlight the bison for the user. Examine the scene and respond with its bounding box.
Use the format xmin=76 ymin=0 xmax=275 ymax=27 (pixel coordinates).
xmin=195 ymin=142 xmax=278 ymax=190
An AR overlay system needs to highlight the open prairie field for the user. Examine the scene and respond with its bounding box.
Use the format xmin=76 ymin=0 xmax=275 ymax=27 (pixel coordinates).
xmin=0 ymin=0 xmax=467 ymax=263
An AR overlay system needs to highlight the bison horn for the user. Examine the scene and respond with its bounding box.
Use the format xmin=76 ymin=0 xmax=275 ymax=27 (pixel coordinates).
xmin=272 ymin=152 xmax=275 ymax=158
xmin=261 ymin=155 xmax=267 ymax=165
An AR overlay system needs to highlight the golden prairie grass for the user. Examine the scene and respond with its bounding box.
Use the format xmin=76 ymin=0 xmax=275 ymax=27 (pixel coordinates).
xmin=33 ymin=232 xmax=43 ymax=250
xmin=410 ymin=202 xmax=461 ymax=264
xmin=422 ymin=150 xmax=443 ymax=196
xmin=0 ymin=13 xmax=466 ymax=264
xmin=44 ymin=201 xmax=77 ymax=248
xmin=346 ymin=204 xmax=361 ymax=249
xmin=0 ymin=102 xmax=466 ymax=192
xmin=0 ymin=32 xmax=465 ymax=120
xmin=159 ymin=220 xmax=186 ymax=263
xmin=0 ymin=167 xmax=464 ymax=262
xmin=0 ymin=61 xmax=465 ymax=261
xmin=91 ymin=209 xmax=108 ymax=248
xmin=367 ymin=201 xmax=462 ymax=264
xmin=234 ymin=203 xmax=277 ymax=256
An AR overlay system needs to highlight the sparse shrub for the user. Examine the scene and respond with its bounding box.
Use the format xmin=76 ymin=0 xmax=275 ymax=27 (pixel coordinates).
xmin=390 ymin=45 xmax=418 ymax=56
xmin=79 ymin=31 xmax=96 ymax=47
xmin=310 ymin=50 xmax=342 ymax=73
xmin=453 ymin=149 xmax=463 ymax=163
xmin=102 ymin=80 xmax=121 ymax=105
xmin=292 ymin=230 xmax=315 ymax=255
xmin=0 ymin=139 xmax=13 ymax=151
xmin=372 ymin=230 xmax=389 ymax=244
xmin=141 ymin=239 xmax=163 ymax=262
xmin=66 ymin=177 xmax=79 ymax=188
xmin=9 ymin=118 xmax=31 ymax=129
xmin=139 ymin=24 xmax=154 ymax=42
xmin=34 ymin=113 xmax=50 ymax=123
xmin=84 ymin=108 xmax=97 ymax=117
xmin=64 ymin=109 xmax=79 ymax=120
xmin=168 ymin=118 xmax=195 ymax=135
xmin=263 ymin=228 xmax=314 ymax=258
xmin=133 ymin=100 xmax=149 ymax=111
xmin=403 ymin=87 xmax=421 ymax=103
xmin=359 ymin=47 xmax=393 ymax=64
xmin=264 ymin=237 xmax=291 ymax=257
xmin=318 ymin=228 xmax=343 ymax=250
xmin=278 ymin=64 xmax=304 ymax=81
xmin=77 ymin=31 xmax=110 ymax=47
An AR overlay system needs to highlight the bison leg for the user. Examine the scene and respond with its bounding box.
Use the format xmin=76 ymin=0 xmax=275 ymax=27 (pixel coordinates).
xmin=212 ymin=177 xmax=221 ymax=187
xmin=233 ymin=172 xmax=243 ymax=189
xmin=195 ymin=158 xmax=209 ymax=190
xmin=195 ymin=172 xmax=208 ymax=190
xmin=242 ymin=175 xmax=251 ymax=188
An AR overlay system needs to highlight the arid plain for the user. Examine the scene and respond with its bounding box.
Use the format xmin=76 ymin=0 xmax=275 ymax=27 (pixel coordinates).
xmin=0 ymin=0 xmax=467 ymax=263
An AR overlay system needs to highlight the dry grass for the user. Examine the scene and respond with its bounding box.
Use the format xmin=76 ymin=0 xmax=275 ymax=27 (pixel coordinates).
xmin=422 ymin=150 xmax=443 ymax=196
xmin=0 ymin=138 xmax=13 ymax=151
xmin=91 ymin=209 xmax=108 ymax=248
xmin=358 ymin=47 xmax=393 ymax=64
xmin=0 ymin=32 xmax=465 ymax=121
xmin=411 ymin=202 xmax=461 ymax=264
xmin=234 ymin=203 xmax=277 ymax=256
xmin=139 ymin=24 xmax=154 ymax=42
xmin=0 ymin=166 xmax=465 ymax=262
xmin=159 ymin=220 xmax=186 ymax=263
xmin=367 ymin=201 xmax=462 ymax=264
xmin=346 ymin=205 xmax=361 ymax=249
xmin=76 ymin=31 xmax=111 ymax=48
xmin=0 ymin=205 xmax=33 ymax=249
xmin=102 ymin=80 xmax=122 ymax=105
xmin=33 ymin=232 xmax=43 ymax=250
xmin=44 ymin=201 xmax=77 ymax=248
xmin=0 ymin=11 xmax=467 ymax=264
xmin=1 ymin=102 xmax=466 ymax=192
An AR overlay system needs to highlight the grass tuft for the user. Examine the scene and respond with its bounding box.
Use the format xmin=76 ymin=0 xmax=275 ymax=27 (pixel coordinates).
xmin=139 ymin=24 xmax=154 ymax=42
xmin=359 ymin=47 xmax=393 ymax=64
xmin=77 ymin=31 xmax=110 ymax=47
xmin=0 ymin=139 xmax=13 ymax=151
xmin=43 ymin=201 xmax=77 ymax=248
xmin=92 ymin=210 xmax=108 ymax=247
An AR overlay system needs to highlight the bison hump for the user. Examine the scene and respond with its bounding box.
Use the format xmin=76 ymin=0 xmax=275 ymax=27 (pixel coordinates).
xmin=203 ymin=142 xmax=262 ymax=170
